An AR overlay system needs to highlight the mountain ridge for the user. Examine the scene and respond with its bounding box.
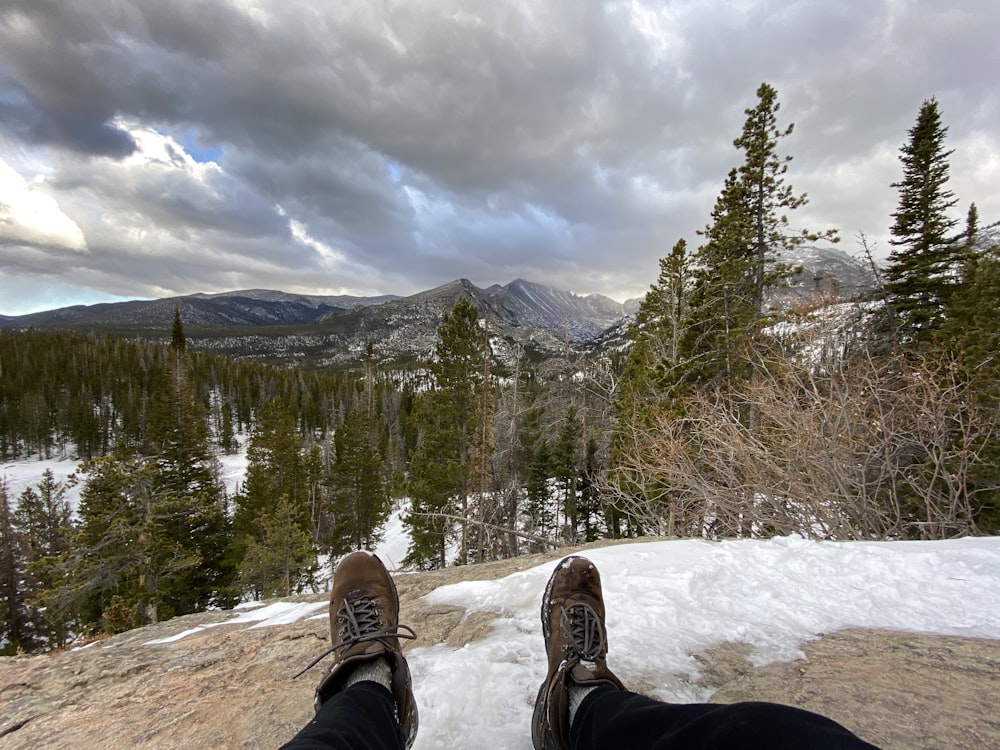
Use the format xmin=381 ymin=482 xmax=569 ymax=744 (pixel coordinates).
xmin=0 ymin=247 xmax=876 ymax=368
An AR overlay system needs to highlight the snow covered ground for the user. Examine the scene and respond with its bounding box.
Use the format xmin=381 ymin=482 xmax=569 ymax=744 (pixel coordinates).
xmin=1 ymin=457 xmax=84 ymax=509
xmin=1 ymin=452 xmax=249 ymax=511
xmin=161 ymin=533 xmax=1000 ymax=750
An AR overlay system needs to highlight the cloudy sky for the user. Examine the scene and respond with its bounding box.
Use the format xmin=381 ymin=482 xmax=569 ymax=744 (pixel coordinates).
xmin=1 ymin=1 xmax=997 ymax=315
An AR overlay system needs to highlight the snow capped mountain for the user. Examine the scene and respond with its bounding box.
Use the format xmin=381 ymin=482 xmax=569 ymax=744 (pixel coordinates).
xmin=774 ymin=245 xmax=878 ymax=304
xmin=0 ymin=246 xmax=878 ymax=368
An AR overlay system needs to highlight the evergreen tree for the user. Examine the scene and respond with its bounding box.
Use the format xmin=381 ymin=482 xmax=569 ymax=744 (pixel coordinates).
xmin=145 ymin=310 xmax=234 ymax=616
xmin=330 ymin=408 xmax=390 ymax=553
xmin=239 ymin=494 xmax=316 ymax=598
xmin=618 ymin=238 xmax=691 ymax=409
xmin=550 ymin=407 xmax=581 ymax=542
xmin=233 ymin=398 xmax=312 ymax=594
xmin=609 ymin=239 xmax=692 ymax=537
xmin=735 ymin=82 xmax=836 ymax=308
xmin=170 ymin=306 xmax=186 ymax=353
xmin=884 ymin=97 xmax=960 ymax=343
xmin=681 ymin=169 xmax=757 ymax=385
xmin=405 ymin=299 xmax=488 ymax=568
xmin=0 ymin=482 xmax=28 ymax=654
xmin=15 ymin=470 xmax=73 ymax=648
xmin=942 ymin=244 xmax=1000 ymax=532
xmin=681 ymin=83 xmax=832 ymax=386
xmin=577 ymin=437 xmax=603 ymax=543
xmin=66 ymin=456 xmax=202 ymax=629
xmin=525 ymin=443 xmax=554 ymax=542
xmin=218 ymin=402 xmax=238 ymax=454
xmin=610 ymin=83 xmax=828 ymax=537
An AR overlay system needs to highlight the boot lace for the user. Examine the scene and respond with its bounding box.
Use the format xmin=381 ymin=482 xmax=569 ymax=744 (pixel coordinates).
xmin=560 ymin=603 xmax=606 ymax=662
xmin=293 ymin=593 xmax=416 ymax=679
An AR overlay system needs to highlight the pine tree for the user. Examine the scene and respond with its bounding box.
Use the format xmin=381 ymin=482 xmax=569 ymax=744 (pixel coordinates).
xmin=239 ymin=494 xmax=316 ymax=598
xmin=145 ymin=310 xmax=234 ymax=616
xmin=577 ymin=437 xmax=603 ymax=543
xmin=681 ymin=83 xmax=832 ymax=386
xmin=232 ymin=398 xmax=312 ymax=594
xmin=735 ymin=82 xmax=836 ymax=309
xmin=405 ymin=298 xmax=488 ymax=568
xmin=218 ymin=402 xmax=238 ymax=454
xmin=0 ymin=482 xmax=28 ymax=654
xmin=609 ymin=239 xmax=692 ymax=537
xmin=681 ymin=169 xmax=758 ymax=385
xmin=884 ymin=97 xmax=960 ymax=343
xmin=525 ymin=442 xmax=554 ymax=543
xmin=618 ymin=238 xmax=691 ymax=410
xmin=170 ymin=306 xmax=186 ymax=353
xmin=15 ymin=470 xmax=73 ymax=648
xmin=330 ymin=408 xmax=390 ymax=554
xmin=66 ymin=456 xmax=202 ymax=629
xmin=550 ymin=407 xmax=581 ymax=543
xmin=942 ymin=243 xmax=1000 ymax=533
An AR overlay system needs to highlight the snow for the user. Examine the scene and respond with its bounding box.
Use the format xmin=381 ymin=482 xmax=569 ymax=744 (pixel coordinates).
xmin=138 ymin=532 xmax=1000 ymax=749
xmin=406 ymin=536 xmax=1000 ymax=748
xmin=143 ymin=600 xmax=329 ymax=645
xmin=372 ymin=502 xmax=412 ymax=571
xmin=1 ymin=457 xmax=84 ymax=510
xmin=1 ymin=449 xmax=248 ymax=513
xmin=215 ymin=451 xmax=248 ymax=496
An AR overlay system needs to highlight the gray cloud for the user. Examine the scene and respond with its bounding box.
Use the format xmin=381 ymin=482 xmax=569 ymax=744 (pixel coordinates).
xmin=1 ymin=0 xmax=998 ymax=315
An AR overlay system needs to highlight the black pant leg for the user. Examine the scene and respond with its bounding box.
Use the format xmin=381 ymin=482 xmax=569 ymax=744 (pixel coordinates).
xmin=570 ymin=686 xmax=880 ymax=750
xmin=280 ymin=681 xmax=407 ymax=750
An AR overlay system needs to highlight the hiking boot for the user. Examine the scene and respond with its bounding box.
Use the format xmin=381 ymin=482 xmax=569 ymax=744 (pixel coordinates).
xmin=531 ymin=556 xmax=624 ymax=750
xmin=312 ymin=551 xmax=418 ymax=747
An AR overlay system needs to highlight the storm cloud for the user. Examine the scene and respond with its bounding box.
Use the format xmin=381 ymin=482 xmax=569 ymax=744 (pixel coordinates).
xmin=1 ymin=0 xmax=997 ymax=314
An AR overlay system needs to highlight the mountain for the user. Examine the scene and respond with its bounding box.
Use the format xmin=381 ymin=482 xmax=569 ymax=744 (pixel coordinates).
xmin=1 ymin=290 xmax=397 ymax=328
xmin=775 ymin=245 xmax=878 ymax=304
xmin=0 ymin=279 xmax=629 ymax=368
xmin=0 ymin=249 xmax=874 ymax=369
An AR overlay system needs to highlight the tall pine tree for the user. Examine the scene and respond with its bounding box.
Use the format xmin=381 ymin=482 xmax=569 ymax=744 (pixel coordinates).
xmin=329 ymin=408 xmax=391 ymax=554
xmin=15 ymin=470 xmax=73 ymax=649
xmin=884 ymin=97 xmax=959 ymax=343
xmin=405 ymin=298 xmax=489 ymax=568
xmin=145 ymin=310 xmax=233 ymax=617
xmin=681 ymin=83 xmax=834 ymax=387
xmin=0 ymin=482 xmax=28 ymax=654
xmin=233 ymin=398 xmax=313 ymax=596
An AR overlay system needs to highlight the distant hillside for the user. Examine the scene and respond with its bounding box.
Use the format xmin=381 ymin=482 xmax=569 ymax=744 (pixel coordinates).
xmin=775 ymin=245 xmax=877 ymax=303
xmin=0 ymin=248 xmax=876 ymax=369
xmin=0 ymin=279 xmax=629 ymax=368
xmin=2 ymin=290 xmax=396 ymax=328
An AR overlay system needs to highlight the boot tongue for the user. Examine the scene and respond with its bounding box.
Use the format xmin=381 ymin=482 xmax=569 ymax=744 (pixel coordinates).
xmin=568 ymin=662 xmax=598 ymax=683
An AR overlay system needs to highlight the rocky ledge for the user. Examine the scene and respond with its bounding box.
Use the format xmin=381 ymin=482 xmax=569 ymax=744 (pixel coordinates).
xmin=1 ymin=546 xmax=997 ymax=749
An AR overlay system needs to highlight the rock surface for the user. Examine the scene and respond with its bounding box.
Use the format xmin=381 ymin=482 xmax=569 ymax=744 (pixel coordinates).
xmin=1 ymin=545 xmax=997 ymax=749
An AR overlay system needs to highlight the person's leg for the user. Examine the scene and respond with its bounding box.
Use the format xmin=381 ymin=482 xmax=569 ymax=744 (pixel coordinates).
xmin=280 ymin=551 xmax=418 ymax=750
xmin=280 ymin=681 xmax=405 ymax=750
xmin=531 ymin=556 xmax=626 ymax=750
xmin=531 ymin=555 xmax=879 ymax=750
xmin=571 ymin=685 xmax=880 ymax=750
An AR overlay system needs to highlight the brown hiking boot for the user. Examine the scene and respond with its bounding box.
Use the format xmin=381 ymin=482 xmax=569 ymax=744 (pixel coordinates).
xmin=310 ymin=551 xmax=418 ymax=747
xmin=531 ymin=556 xmax=624 ymax=750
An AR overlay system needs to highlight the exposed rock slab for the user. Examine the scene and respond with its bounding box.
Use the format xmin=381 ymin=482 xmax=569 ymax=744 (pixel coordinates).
xmin=702 ymin=628 xmax=1000 ymax=750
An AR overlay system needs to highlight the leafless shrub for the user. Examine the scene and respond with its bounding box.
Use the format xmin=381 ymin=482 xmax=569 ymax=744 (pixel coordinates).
xmin=604 ymin=336 xmax=998 ymax=540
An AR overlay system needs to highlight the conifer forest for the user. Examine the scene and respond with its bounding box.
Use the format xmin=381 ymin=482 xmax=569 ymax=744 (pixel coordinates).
xmin=2 ymin=85 xmax=998 ymax=653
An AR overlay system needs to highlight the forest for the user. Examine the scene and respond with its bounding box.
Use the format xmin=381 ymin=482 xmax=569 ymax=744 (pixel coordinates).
xmin=2 ymin=83 xmax=998 ymax=654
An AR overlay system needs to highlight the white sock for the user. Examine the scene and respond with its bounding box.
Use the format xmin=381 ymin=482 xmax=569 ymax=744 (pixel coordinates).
xmin=344 ymin=656 xmax=392 ymax=691
xmin=568 ymin=684 xmax=599 ymax=726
